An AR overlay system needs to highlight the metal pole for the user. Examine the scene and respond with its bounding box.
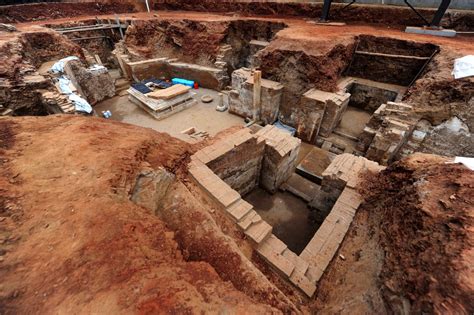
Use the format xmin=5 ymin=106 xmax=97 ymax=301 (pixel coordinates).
xmin=403 ymin=0 xmax=430 ymax=25
xmin=320 ymin=0 xmax=332 ymax=22
xmin=430 ymin=0 xmax=451 ymax=28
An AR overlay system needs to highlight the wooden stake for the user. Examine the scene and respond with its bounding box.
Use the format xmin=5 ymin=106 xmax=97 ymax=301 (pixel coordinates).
xmin=253 ymin=70 xmax=262 ymax=122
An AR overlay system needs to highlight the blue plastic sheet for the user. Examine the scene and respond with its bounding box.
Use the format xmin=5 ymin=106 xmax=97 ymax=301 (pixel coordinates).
xmin=68 ymin=94 xmax=92 ymax=114
xmin=172 ymin=78 xmax=194 ymax=87
xmin=273 ymin=120 xmax=296 ymax=136
xmin=131 ymin=82 xmax=152 ymax=94
xmin=58 ymin=76 xmax=73 ymax=94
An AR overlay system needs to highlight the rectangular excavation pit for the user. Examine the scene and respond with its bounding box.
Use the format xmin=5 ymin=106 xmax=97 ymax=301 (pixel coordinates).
xmin=189 ymin=125 xmax=385 ymax=297
xmin=333 ymin=78 xmax=406 ymax=141
xmin=346 ymin=35 xmax=439 ymax=86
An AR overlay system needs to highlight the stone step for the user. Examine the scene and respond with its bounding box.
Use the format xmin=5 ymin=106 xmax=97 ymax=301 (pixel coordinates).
xmin=305 ymin=265 xmax=324 ymax=284
xmin=289 ymin=269 xmax=317 ymax=297
xmin=282 ymin=249 xmax=309 ymax=275
xmin=237 ymin=210 xmax=261 ymax=231
xmin=245 ymin=220 xmax=272 ymax=245
xmin=226 ymin=199 xmax=253 ymax=222
xmin=257 ymin=237 xmax=294 ymax=277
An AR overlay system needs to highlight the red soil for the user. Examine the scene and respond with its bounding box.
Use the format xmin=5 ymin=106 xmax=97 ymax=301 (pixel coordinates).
xmin=0 ymin=116 xmax=281 ymax=314
xmin=0 ymin=2 xmax=136 ymax=24
xmin=360 ymin=154 xmax=473 ymax=314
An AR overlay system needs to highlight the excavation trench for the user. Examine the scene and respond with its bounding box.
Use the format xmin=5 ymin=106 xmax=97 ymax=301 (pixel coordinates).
xmin=2 ymin=6 xmax=472 ymax=314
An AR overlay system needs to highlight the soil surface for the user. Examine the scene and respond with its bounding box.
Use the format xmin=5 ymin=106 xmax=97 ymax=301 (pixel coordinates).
xmin=360 ymin=154 xmax=473 ymax=314
xmin=311 ymin=154 xmax=473 ymax=314
xmin=154 ymin=1 xmax=474 ymax=31
xmin=0 ymin=2 xmax=136 ymax=24
xmin=0 ymin=115 xmax=285 ymax=314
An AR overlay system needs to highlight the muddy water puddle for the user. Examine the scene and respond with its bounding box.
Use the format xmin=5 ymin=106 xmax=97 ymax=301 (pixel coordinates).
xmin=244 ymin=188 xmax=319 ymax=254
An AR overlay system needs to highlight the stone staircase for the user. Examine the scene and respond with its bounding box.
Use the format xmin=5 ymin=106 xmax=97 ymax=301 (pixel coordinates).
xmin=214 ymin=44 xmax=233 ymax=70
xmin=41 ymin=91 xmax=76 ymax=114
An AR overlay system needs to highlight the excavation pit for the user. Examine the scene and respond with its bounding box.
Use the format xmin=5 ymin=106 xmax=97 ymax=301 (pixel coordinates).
xmin=189 ymin=124 xmax=385 ymax=296
xmin=244 ymin=188 xmax=318 ymax=255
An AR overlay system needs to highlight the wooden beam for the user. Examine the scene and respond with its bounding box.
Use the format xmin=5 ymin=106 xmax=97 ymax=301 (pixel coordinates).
xmin=253 ymin=70 xmax=262 ymax=122
xmin=354 ymin=51 xmax=431 ymax=60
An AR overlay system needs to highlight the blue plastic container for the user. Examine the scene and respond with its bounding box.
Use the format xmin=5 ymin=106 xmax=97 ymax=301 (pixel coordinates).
xmin=172 ymin=78 xmax=195 ymax=87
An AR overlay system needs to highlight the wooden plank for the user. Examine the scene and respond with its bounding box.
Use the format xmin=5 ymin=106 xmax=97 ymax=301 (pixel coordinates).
xmin=147 ymin=84 xmax=191 ymax=100
xmin=354 ymin=50 xmax=431 ymax=60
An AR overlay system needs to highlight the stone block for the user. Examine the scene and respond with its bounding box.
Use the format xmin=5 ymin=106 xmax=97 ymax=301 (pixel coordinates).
xmin=289 ymin=270 xmax=317 ymax=297
xmin=336 ymin=188 xmax=362 ymax=210
xmin=237 ymin=210 xmax=260 ymax=231
xmin=262 ymin=235 xmax=288 ymax=255
xmin=257 ymin=242 xmax=295 ymax=277
xmin=226 ymin=199 xmax=253 ymax=222
xmin=306 ymin=265 xmax=324 ymax=283
xmin=245 ymin=220 xmax=272 ymax=245
xmin=318 ymin=92 xmax=351 ymax=138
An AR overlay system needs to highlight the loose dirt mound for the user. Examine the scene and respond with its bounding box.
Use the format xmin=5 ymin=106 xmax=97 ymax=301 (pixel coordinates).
xmin=360 ymin=154 xmax=474 ymax=314
xmin=0 ymin=116 xmax=281 ymax=314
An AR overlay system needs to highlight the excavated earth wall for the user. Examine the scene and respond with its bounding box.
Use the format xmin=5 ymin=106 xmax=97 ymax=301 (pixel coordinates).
xmin=154 ymin=0 xmax=474 ymax=31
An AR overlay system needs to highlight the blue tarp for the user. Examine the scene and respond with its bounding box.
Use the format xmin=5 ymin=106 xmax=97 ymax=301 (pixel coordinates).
xmin=131 ymin=82 xmax=152 ymax=94
xmin=172 ymin=78 xmax=194 ymax=87
xmin=273 ymin=120 xmax=296 ymax=136
xmin=132 ymin=78 xmax=174 ymax=94
xmin=69 ymin=94 xmax=93 ymax=114
xmin=50 ymin=56 xmax=79 ymax=74
xmin=57 ymin=76 xmax=73 ymax=94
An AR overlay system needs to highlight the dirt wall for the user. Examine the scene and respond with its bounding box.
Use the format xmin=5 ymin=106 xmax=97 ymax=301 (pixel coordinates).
xmin=0 ymin=2 xmax=136 ymax=24
xmin=154 ymin=1 xmax=474 ymax=31
xmin=359 ymin=154 xmax=474 ymax=314
xmin=256 ymin=41 xmax=354 ymax=130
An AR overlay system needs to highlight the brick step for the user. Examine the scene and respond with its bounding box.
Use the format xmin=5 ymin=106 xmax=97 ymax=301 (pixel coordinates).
xmin=245 ymin=220 xmax=272 ymax=245
xmin=282 ymin=249 xmax=309 ymax=275
xmin=289 ymin=269 xmax=317 ymax=297
xmin=226 ymin=199 xmax=253 ymax=222
xmin=305 ymin=265 xmax=324 ymax=284
xmin=237 ymin=210 xmax=261 ymax=231
xmin=256 ymin=235 xmax=294 ymax=277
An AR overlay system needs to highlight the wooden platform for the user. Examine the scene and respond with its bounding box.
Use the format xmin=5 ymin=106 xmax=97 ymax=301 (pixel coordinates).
xmin=147 ymin=84 xmax=191 ymax=100
xmin=128 ymin=87 xmax=197 ymax=120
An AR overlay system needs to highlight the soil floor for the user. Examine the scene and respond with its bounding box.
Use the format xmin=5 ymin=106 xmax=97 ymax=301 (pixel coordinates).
xmin=0 ymin=116 xmax=290 ymax=314
xmin=336 ymin=106 xmax=372 ymax=138
xmin=95 ymin=88 xmax=245 ymax=143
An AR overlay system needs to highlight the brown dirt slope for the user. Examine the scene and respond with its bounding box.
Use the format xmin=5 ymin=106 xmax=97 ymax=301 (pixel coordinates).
xmin=0 ymin=115 xmax=280 ymax=314
xmin=360 ymin=153 xmax=474 ymax=314
xmin=310 ymin=154 xmax=473 ymax=314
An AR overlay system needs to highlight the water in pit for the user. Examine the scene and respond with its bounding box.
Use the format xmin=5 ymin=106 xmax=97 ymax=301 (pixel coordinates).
xmin=244 ymin=188 xmax=319 ymax=255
